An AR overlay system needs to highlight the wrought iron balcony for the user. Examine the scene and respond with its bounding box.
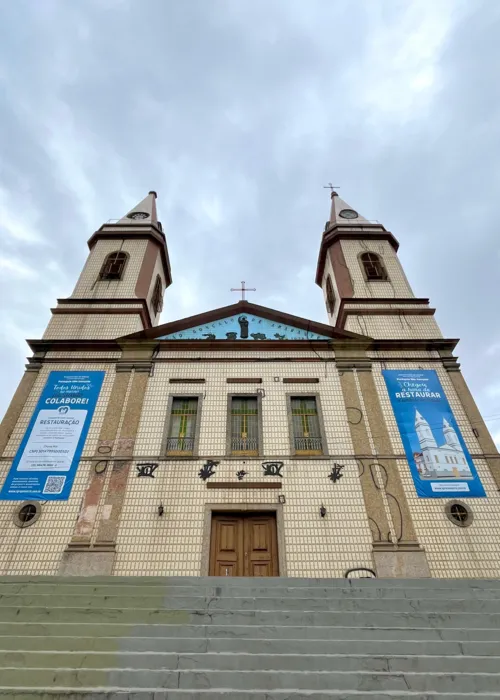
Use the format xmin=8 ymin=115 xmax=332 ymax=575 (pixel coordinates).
xmin=294 ymin=437 xmax=323 ymax=454
xmin=165 ymin=437 xmax=195 ymax=455
xmin=231 ymin=437 xmax=259 ymax=454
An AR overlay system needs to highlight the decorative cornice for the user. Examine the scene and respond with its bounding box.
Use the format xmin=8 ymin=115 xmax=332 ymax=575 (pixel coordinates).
xmin=56 ymin=297 xmax=153 ymax=328
xmin=116 ymin=361 xmax=152 ymax=373
xmin=441 ymin=357 xmax=461 ymax=371
xmin=336 ymin=306 xmax=436 ymax=329
xmin=58 ymin=297 xmax=144 ymax=305
xmin=339 ymin=297 xmax=430 ymax=306
xmin=24 ymin=335 xmax=461 ymax=367
xmin=335 ymin=359 xmax=373 ymax=372
xmin=51 ymin=305 xmax=151 ymax=330
xmin=25 ymin=358 xmax=44 ymax=371
xmin=371 ymin=338 xmax=459 ymax=352
xmin=26 ymin=338 xmax=120 ymax=353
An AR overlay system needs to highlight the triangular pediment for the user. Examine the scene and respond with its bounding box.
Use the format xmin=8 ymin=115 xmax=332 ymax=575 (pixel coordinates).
xmin=122 ymin=301 xmax=369 ymax=342
xmin=160 ymin=312 xmax=330 ymax=341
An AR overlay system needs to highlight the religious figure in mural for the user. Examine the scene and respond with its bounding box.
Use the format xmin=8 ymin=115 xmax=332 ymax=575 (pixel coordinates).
xmin=238 ymin=315 xmax=249 ymax=338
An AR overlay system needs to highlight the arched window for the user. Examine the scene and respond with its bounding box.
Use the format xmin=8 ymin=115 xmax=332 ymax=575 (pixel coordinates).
xmin=360 ymin=252 xmax=388 ymax=281
xmin=99 ymin=251 xmax=128 ymax=280
xmin=151 ymin=275 xmax=163 ymax=315
xmin=325 ymin=275 xmax=336 ymax=314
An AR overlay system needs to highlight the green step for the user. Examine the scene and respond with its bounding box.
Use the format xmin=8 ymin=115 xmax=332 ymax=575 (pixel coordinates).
xmin=2 ymin=582 xmax=500 ymax=599
xmin=0 ymin=576 xmax=498 ymax=699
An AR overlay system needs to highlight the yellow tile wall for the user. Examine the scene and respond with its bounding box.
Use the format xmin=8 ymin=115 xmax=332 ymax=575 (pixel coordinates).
xmin=114 ymin=456 xmax=373 ymax=578
xmin=344 ymin=302 xmax=431 ymax=310
xmin=115 ymin=360 xmax=373 ymax=577
xmin=43 ymin=314 xmax=143 ymax=339
xmin=346 ymin=315 xmax=443 ymax=340
xmin=45 ymin=351 xmax=122 ymax=359
xmin=3 ymin=352 xmax=498 ymax=579
xmin=134 ymin=362 xmax=352 ymax=457
xmin=369 ymin=350 xmax=441 ymax=359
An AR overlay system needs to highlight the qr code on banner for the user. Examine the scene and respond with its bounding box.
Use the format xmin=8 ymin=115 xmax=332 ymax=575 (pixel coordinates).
xmin=43 ymin=475 xmax=66 ymax=495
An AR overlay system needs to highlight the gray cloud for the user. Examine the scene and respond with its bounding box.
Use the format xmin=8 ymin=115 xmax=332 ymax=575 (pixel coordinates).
xmin=1 ymin=0 xmax=499 ymax=443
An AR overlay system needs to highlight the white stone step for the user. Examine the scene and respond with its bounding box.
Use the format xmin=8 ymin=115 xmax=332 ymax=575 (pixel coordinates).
xmin=1 ymin=650 xmax=499 ymax=673
xmin=0 ymin=576 xmax=499 ymax=698
xmin=1 ymin=692 xmax=500 ymax=699
xmin=1 ymin=669 xmax=500 ymax=693
xmin=3 ymin=634 xmax=498 ymax=655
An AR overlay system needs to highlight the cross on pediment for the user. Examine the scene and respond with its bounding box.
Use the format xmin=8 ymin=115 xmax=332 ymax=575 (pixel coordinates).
xmin=230 ymin=281 xmax=256 ymax=302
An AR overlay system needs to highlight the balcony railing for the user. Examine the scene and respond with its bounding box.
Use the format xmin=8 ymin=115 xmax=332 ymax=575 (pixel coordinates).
xmin=231 ymin=437 xmax=259 ymax=455
xmin=294 ymin=437 xmax=323 ymax=454
xmin=165 ymin=437 xmax=195 ymax=455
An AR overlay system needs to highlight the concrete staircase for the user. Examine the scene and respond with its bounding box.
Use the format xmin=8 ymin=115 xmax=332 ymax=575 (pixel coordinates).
xmin=0 ymin=576 xmax=500 ymax=698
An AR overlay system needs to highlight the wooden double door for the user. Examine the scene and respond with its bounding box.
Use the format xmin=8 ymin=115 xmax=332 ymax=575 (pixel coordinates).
xmin=209 ymin=513 xmax=278 ymax=577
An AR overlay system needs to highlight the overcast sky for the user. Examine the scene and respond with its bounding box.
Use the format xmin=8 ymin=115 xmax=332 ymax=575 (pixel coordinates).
xmin=1 ymin=0 xmax=499 ymax=445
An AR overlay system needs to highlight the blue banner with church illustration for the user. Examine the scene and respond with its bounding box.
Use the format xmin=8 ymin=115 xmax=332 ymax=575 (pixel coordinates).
xmin=383 ymin=370 xmax=485 ymax=498
xmin=0 ymin=371 xmax=105 ymax=501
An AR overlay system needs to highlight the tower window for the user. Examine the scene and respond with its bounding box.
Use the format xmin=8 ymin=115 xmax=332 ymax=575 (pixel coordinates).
xmin=360 ymin=252 xmax=388 ymax=281
xmin=326 ymin=275 xmax=336 ymax=315
xmin=151 ymin=275 xmax=163 ymax=315
xmin=99 ymin=251 xmax=128 ymax=280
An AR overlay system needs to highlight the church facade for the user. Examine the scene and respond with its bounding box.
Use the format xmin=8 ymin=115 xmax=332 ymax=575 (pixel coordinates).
xmin=1 ymin=190 xmax=499 ymax=579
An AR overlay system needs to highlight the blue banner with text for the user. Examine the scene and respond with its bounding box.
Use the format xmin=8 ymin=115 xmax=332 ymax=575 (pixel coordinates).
xmin=382 ymin=369 xmax=485 ymax=498
xmin=0 ymin=371 xmax=105 ymax=501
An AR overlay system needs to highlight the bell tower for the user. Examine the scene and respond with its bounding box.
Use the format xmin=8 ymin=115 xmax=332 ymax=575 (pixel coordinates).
xmin=316 ymin=190 xmax=442 ymax=340
xmin=43 ymin=192 xmax=172 ymax=340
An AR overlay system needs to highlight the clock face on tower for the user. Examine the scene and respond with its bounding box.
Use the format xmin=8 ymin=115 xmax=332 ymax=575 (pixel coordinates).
xmin=339 ymin=209 xmax=358 ymax=219
xmin=128 ymin=212 xmax=149 ymax=220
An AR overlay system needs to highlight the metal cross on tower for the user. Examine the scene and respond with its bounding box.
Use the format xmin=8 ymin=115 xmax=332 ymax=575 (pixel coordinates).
xmin=230 ymin=281 xmax=256 ymax=301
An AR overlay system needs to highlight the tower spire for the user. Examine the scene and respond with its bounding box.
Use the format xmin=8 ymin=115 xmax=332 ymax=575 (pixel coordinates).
xmin=327 ymin=190 xmax=369 ymax=227
xmin=118 ymin=191 xmax=158 ymax=225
